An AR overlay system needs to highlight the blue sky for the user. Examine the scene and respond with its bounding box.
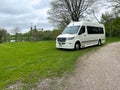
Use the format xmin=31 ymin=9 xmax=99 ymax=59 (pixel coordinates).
xmin=0 ymin=0 xmax=53 ymax=33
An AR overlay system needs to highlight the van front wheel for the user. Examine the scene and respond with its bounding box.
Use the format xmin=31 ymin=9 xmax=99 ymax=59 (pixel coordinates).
xmin=74 ymin=42 xmax=80 ymax=50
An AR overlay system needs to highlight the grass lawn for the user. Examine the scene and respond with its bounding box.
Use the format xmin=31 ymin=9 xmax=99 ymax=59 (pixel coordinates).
xmin=0 ymin=38 xmax=119 ymax=89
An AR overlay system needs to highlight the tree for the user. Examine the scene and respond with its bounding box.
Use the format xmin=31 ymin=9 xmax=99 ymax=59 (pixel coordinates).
xmin=101 ymin=11 xmax=120 ymax=37
xmin=107 ymin=0 xmax=120 ymax=12
xmin=0 ymin=28 xmax=8 ymax=43
xmin=0 ymin=30 xmax=3 ymax=43
xmin=85 ymin=0 xmax=103 ymax=23
xmin=112 ymin=17 xmax=120 ymax=37
xmin=109 ymin=0 xmax=120 ymax=8
xmin=11 ymin=27 xmax=21 ymax=42
xmin=48 ymin=0 xmax=96 ymax=29
xmin=101 ymin=12 xmax=112 ymax=37
xmin=101 ymin=12 xmax=112 ymax=23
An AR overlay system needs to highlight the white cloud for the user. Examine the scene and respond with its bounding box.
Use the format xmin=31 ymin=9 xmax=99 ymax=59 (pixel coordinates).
xmin=0 ymin=0 xmax=53 ymax=33
xmin=32 ymin=0 xmax=40 ymax=5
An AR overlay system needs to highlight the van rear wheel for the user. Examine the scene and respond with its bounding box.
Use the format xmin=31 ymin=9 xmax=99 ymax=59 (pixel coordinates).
xmin=98 ymin=39 xmax=102 ymax=46
xmin=74 ymin=42 xmax=80 ymax=50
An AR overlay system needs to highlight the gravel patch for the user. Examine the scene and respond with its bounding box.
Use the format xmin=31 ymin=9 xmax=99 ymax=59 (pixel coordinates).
xmin=7 ymin=81 xmax=24 ymax=90
xmin=66 ymin=42 xmax=120 ymax=90
xmin=32 ymin=75 xmax=69 ymax=90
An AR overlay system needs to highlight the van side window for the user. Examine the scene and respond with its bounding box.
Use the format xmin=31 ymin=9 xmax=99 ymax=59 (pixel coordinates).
xmin=78 ymin=26 xmax=85 ymax=35
xmin=87 ymin=26 xmax=104 ymax=34
xmin=99 ymin=27 xmax=104 ymax=34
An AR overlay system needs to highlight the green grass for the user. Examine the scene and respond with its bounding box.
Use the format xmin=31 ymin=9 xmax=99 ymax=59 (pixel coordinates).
xmin=0 ymin=38 xmax=119 ymax=89
xmin=105 ymin=37 xmax=120 ymax=44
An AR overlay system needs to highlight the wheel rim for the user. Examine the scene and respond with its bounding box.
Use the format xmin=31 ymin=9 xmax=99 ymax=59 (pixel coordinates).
xmin=75 ymin=43 xmax=80 ymax=50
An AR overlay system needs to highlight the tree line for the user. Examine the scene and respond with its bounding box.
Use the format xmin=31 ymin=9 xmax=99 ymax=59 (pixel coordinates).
xmin=100 ymin=0 xmax=120 ymax=37
xmin=0 ymin=27 xmax=63 ymax=43
xmin=101 ymin=11 xmax=120 ymax=37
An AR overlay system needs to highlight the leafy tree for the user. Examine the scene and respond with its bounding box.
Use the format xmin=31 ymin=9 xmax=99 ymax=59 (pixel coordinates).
xmin=0 ymin=28 xmax=9 ymax=43
xmin=0 ymin=30 xmax=3 ymax=43
xmin=101 ymin=11 xmax=120 ymax=37
xmin=101 ymin=13 xmax=110 ymax=37
xmin=112 ymin=17 xmax=120 ymax=37
xmin=48 ymin=0 xmax=96 ymax=29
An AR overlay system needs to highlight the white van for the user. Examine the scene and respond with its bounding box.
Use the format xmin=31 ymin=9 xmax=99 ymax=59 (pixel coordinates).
xmin=56 ymin=21 xmax=105 ymax=50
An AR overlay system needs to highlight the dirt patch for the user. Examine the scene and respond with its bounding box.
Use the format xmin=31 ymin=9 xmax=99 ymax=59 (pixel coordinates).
xmin=7 ymin=82 xmax=24 ymax=90
xmin=32 ymin=74 xmax=68 ymax=90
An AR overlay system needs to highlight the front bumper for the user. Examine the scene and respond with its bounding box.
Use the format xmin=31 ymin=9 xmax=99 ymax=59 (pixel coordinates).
xmin=56 ymin=41 xmax=75 ymax=49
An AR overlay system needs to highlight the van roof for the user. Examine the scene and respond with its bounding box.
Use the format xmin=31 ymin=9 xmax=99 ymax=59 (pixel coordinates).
xmin=68 ymin=21 xmax=104 ymax=27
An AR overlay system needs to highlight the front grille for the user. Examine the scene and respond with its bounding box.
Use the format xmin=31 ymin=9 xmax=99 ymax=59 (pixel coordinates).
xmin=57 ymin=38 xmax=66 ymax=42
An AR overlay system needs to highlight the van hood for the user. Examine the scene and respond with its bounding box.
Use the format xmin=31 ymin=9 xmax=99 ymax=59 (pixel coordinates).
xmin=57 ymin=34 xmax=75 ymax=38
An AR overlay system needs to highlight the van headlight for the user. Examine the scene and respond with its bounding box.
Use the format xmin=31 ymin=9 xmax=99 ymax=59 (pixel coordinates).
xmin=67 ymin=37 xmax=74 ymax=40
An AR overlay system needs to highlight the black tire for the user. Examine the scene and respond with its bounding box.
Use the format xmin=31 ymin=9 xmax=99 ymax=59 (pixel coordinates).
xmin=74 ymin=42 xmax=80 ymax=50
xmin=98 ymin=39 xmax=102 ymax=46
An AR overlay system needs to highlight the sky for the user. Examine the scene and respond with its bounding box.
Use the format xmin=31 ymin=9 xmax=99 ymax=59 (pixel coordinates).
xmin=0 ymin=0 xmax=112 ymax=34
xmin=0 ymin=0 xmax=53 ymax=33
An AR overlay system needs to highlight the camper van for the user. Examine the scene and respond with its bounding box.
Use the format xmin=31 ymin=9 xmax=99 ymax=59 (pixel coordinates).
xmin=56 ymin=21 xmax=105 ymax=50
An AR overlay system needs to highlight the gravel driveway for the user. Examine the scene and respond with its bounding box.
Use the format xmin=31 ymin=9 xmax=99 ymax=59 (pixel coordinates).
xmin=66 ymin=42 xmax=120 ymax=90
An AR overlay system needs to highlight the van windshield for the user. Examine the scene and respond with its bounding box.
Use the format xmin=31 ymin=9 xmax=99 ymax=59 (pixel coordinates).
xmin=62 ymin=26 xmax=80 ymax=34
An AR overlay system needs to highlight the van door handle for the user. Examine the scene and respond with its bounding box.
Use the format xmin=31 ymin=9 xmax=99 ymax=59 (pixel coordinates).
xmin=84 ymin=34 xmax=86 ymax=36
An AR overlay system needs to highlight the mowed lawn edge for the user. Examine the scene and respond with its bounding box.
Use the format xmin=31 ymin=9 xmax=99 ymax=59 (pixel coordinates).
xmin=0 ymin=38 xmax=119 ymax=89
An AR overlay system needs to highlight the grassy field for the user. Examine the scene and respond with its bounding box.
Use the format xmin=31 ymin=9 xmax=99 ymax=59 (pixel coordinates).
xmin=105 ymin=37 xmax=120 ymax=44
xmin=0 ymin=38 xmax=119 ymax=89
